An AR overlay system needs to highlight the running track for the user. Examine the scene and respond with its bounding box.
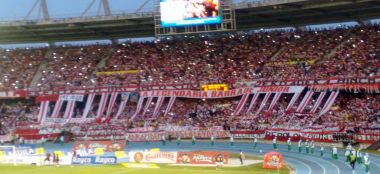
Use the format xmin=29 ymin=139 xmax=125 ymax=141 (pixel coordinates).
xmin=37 ymin=141 xmax=379 ymax=174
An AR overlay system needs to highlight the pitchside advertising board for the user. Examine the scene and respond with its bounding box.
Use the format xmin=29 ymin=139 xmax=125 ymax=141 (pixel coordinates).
xmin=73 ymin=140 xmax=125 ymax=152
xmin=128 ymin=151 xmax=229 ymax=164
xmin=71 ymin=156 xmax=117 ymax=165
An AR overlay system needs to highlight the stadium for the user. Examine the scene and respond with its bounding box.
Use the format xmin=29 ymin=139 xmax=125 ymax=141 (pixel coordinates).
xmin=0 ymin=0 xmax=379 ymax=174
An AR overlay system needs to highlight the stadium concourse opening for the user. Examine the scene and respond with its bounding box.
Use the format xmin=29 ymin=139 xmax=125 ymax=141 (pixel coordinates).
xmin=0 ymin=0 xmax=380 ymax=174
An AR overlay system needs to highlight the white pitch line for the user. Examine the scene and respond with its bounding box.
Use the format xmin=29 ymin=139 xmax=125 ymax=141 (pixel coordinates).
xmin=286 ymin=158 xmax=312 ymax=174
xmin=290 ymin=156 xmax=326 ymax=174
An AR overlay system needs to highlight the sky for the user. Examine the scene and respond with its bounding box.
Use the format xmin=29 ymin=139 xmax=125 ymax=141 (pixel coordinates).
xmin=0 ymin=0 xmax=378 ymax=48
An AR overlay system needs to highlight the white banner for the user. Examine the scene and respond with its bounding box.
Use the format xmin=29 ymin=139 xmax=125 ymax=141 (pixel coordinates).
xmin=59 ymin=94 xmax=84 ymax=101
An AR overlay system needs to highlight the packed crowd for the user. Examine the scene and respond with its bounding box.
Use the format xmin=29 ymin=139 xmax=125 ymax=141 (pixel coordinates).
xmin=0 ymin=25 xmax=378 ymax=90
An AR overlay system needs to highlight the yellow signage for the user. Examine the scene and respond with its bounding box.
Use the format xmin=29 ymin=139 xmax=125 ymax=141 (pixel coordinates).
xmin=201 ymin=84 xmax=228 ymax=91
xmin=96 ymin=70 xmax=138 ymax=76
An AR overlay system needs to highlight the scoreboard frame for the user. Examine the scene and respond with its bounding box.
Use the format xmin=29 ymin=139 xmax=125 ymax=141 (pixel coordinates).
xmin=154 ymin=0 xmax=236 ymax=37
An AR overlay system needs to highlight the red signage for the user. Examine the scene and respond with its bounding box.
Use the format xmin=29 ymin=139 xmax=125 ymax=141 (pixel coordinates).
xmin=177 ymin=151 xmax=229 ymax=164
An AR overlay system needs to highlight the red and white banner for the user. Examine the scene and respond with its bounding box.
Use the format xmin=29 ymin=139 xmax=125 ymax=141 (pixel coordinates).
xmin=82 ymin=93 xmax=95 ymax=118
xmin=106 ymin=92 xmax=118 ymax=117
xmin=63 ymin=101 xmax=76 ymax=119
xmin=38 ymin=101 xmax=50 ymax=123
xmin=285 ymin=92 xmax=301 ymax=111
xmin=164 ymin=96 xmax=176 ymax=116
xmin=230 ymin=130 xmax=266 ymax=139
xmin=233 ymin=93 xmax=249 ymax=116
xmin=140 ymin=88 xmax=252 ymax=98
xmin=115 ymin=92 xmax=130 ymax=119
xmin=153 ymin=97 xmax=164 ymax=117
xmin=246 ymin=93 xmax=259 ymax=114
xmin=142 ymin=97 xmax=153 ymax=117
xmin=296 ymin=91 xmax=314 ymax=113
xmin=310 ymin=92 xmax=326 ymax=113
xmin=319 ymin=91 xmax=339 ymax=116
xmin=256 ymin=93 xmax=271 ymax=114
xmin=131 ymin=97 xmax=145 ymax=120
xmin=50 ymin=100 xmax=63 ymax=118
xmin=268 ymin=92 xmax=282 ymax=111
xmin=73 ymin=140 xmax=125 ymax=152
xmin=97 ymin=93 xmax=109 ymax=118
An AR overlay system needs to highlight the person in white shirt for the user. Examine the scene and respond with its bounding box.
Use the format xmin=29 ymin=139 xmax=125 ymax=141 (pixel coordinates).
xmin=177 ymin=136 xmax=181 ymax=145
xmin=287 ymin=138 xmax=292 ymax=151
xmin=253 ymin=137 xmax=258 ymax=149
xmin=310 ymin=140 xmax=315 ymax=154
xmin=162 ymin=135 xmax=166 ymax=146
xmin=320 ymin=143 xmax=324 ymax=157
xmin=192 ymin=136 xmax=196 ymax=145
xmin=332 ymin=145 xmax=338 ymax=160
xmin=363 ymin=153 xmax=370 ymax=173
xmin=298 ymin=139 xmax=302 ymax=152
xmin=230 ymin=136 xmax=234 ymax=146
xmin=210 ymin=136 xmax=215 ymax=146
xmin=356 ymin=148 xmax=362 ymax=164
xmin=273 ymin=137 xmax=277 ymax=150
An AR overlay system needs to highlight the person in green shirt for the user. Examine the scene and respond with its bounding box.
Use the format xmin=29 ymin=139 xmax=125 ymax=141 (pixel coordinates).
xmin=305 ymin=140 xmax=310 ymax=154
xmin=230 ymin=136 xmax=234 ymax=146
xmin=192 ymin=136 xmax=196 ymax=145
xmin=349 ymin=152 xmax=356 ymax=170
xmin=210 ymin=136 xmax=215 ymax=146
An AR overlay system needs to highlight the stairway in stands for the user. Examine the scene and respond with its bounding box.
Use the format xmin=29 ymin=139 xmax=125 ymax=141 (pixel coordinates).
xmin=30 ymin=49 xmax=54 ymax=88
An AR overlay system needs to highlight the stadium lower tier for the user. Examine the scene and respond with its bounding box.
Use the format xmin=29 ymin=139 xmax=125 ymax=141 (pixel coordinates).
xmin=0 ymin=141 xmax=378 ymax=174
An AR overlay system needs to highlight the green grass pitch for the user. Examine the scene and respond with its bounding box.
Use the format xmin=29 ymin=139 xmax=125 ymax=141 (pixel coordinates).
xmin=1 ymin=163 xmax=290 ymax=174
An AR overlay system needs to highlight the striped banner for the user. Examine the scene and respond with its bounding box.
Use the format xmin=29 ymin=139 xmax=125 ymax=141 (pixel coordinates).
xmin=296 ymin=91 xmax=314 ymax=113
xmin=51 ymin=100 xmax=63 ymax=118
xmin=115 ymin=92 xmax=130 ymax=119
xmin=96 ymin=93 xmax=109 ymax=118
xmin=106 ymin=92 xmax=118 ymax=117
xmin=164 ymin=96 xmax=176 ymax=116
xmin=233 ymin=93 xmax=249 ymax=116
xmin=268 ymin=93 xmax=282 ymax=111
xmin=246 ymin=93 xmax=260 ymax=114
xmin=142 ymin=97 xmax=153 ymax=117
xmin=131 ymin=97 xmax=145 ymax=120
xmin=153 ymin=97 xmax=165 ymax=117
xmin=63 ymin=101 xmax=76 ymax=119
xmin=319 ymin=91 xmax=340 ymax=116
xmin=310 ymin=92 xmax=327 ymax=113
xmin=285 ymin=92 xmax=301 ymax=111
xmin=256 ymin=93 xmax=271 ymax=115
xmin=82 ymin=93 xmax=95 ymax=118
xmin=38 ymin=101 xmax=50 ymax=123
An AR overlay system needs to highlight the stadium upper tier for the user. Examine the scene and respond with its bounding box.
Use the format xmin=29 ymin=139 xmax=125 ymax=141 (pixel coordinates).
xmin=0 ymin=25 xmax=379 ymax=91
xmin=0 ymin=0 xmax=380 ymax=43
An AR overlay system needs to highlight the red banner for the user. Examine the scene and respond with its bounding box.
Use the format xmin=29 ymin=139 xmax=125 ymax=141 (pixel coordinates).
xmin=73 ymin=140 xmax=125 ymax=152
xmin=177 ymin=151 xmax=229 ymax=164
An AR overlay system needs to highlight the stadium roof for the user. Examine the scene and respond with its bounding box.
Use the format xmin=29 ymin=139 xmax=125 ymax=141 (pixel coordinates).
xmin=0 ymin=0 xmax=380 ymax=44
